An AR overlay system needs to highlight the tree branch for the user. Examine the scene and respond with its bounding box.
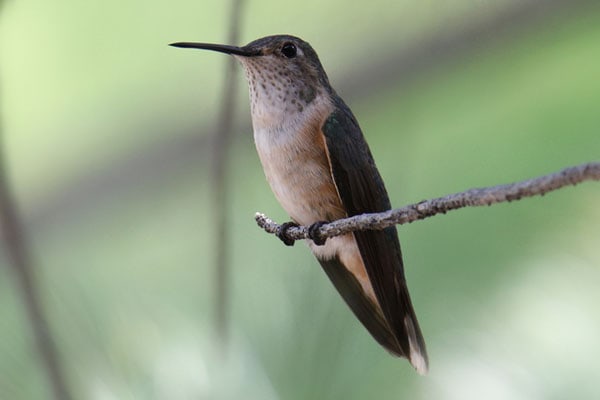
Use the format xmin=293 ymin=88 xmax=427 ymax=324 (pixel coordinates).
xmin=255 ymin=162 xmax=600 ymax=242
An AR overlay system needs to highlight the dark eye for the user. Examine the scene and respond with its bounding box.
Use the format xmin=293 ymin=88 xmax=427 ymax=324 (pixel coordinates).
xmin=281 ymin=42 xmax=297 ymax=58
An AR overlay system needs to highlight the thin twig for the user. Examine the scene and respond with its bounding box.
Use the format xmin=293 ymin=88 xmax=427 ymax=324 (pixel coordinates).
xmin=0 ymin=113 xmax=73 ymax=398
xmin=211 ymin=0 xmax=246 ymax=347
xmin=255 ymin=162 xmax=600 ymax=242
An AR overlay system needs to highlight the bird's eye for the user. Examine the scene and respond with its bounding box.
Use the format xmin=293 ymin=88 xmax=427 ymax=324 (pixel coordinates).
xmin=281 ymin=42 xmax=297 ymax=58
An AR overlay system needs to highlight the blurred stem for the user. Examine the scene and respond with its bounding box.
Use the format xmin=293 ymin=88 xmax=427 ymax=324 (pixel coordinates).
xmin=211 ymin=0 xmax=246 ymax=350
xmin=0 ymin=118 xmax=73 ymax=397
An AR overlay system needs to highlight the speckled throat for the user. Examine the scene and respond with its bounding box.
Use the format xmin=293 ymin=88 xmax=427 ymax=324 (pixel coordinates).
xmin=235 ymin=54 xmax=327 ymax=130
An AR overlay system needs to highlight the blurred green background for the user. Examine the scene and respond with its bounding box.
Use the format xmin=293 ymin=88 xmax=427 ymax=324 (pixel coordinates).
xmin=1 ymin=0 xmax=599 ymax=399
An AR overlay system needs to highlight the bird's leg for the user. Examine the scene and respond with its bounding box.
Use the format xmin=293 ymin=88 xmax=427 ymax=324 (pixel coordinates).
xmin=308 ymin=221 xmax=328 ymax=246
xmin=277 ymin=221 xmax=298 ymax=246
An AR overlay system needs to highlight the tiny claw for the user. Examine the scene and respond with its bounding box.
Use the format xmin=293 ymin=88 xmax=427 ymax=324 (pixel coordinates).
xmin=308 ymin=221 xmax=328 ymax=246
xmin=277 ymin=221 xmax=298 ymax=246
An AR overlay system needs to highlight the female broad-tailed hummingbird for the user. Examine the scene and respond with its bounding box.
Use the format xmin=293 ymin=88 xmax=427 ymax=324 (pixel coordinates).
xmin=171 ymin=35 xmax=428 ymax=374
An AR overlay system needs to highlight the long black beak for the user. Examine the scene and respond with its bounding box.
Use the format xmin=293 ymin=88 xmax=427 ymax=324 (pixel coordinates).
xmin=169 ymin=42 xmax=260 ymax=57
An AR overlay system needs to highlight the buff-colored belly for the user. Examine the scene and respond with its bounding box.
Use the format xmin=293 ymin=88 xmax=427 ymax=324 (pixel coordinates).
xmin=253 ymin=125 xmax=377 ymax=302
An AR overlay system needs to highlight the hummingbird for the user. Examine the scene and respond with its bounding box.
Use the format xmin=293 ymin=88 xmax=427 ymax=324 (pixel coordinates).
xmin=171 ymin=35 xmax=428 ymax=374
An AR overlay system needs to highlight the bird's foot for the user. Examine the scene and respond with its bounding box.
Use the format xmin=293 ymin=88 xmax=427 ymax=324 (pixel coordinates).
xmin=308 ymin=221 xmax=328 ymax=246
xmin=277 ymin=221 xmax=298 ymax=246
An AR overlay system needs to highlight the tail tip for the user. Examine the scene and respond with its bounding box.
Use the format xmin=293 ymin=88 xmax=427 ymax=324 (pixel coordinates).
xmin=410 ymin=351 xmax=429 ymax=375
xmin=404 ymin=315 xmax=429 ymax=375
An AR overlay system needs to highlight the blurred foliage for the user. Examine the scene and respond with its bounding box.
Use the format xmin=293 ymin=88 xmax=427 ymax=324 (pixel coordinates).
xmin=0 ymin=1 xmax=599 ymax=399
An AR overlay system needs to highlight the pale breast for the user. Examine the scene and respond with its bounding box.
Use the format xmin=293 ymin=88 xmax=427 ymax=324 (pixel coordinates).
xmin=253 ymin=122 xmax=345 ymax=226
xmin=253 ymin=114 xmax=378 ymax=302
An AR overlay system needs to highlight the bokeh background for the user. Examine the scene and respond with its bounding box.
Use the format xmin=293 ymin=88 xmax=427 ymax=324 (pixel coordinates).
xmin=1 ymin=0 xmax=599 ymax=399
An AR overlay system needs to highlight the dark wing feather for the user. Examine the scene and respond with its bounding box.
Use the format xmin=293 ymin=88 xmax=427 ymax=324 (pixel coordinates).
xmin=321 ymin=97 xmax=428 ymax=371
xmin=317 ymin=256 xmax=403 ymax=355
